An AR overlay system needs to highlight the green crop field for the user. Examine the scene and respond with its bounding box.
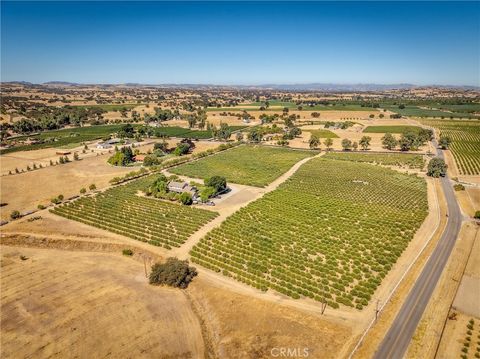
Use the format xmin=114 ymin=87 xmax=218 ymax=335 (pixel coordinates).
xmin=323 ymin=152 xmax=425 ymax=169
xmin=363 ymin=125 xmax=422 ymax=134
xmin=170 ymin=145 xmax=315 ymax=187
xmin=418 ymin=119 xmax=480 ymax=175
xmin=305 ymin=129 xmax=339 ymax=138
xmin=191 ymin=158 xmax=428 ymax=310
xmin=1 ymin=124 xmax=134 ymax=154
xmin=382 ymin=105 xmax=479 ymax=119
xmin=51 ymin=175 xmax=218 ymax=249
xmin=151 ymin=125 xmax=245 ymax=139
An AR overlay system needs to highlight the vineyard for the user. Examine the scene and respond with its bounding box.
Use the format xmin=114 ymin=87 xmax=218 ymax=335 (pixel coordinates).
xmin=170 ymin=145 xmax=315 ymax=187
xmin=51 ymin=176 xmax=218 ymax=249
xmin=323 ymin=152 xmax=425 ymax=169
xmin=418 ymin=119 xmax=480 ymax=175
xmin=190 ymin=158 xmax=428 ymax=310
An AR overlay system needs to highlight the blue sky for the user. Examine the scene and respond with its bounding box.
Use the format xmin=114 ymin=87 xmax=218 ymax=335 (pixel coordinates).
xmin=1 ymin=1 xmax=479 ymax=86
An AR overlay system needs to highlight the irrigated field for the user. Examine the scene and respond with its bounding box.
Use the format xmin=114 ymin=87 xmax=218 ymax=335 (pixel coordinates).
xmin=170 ymin=145 xmax=315 ymax=187
xmin=382 ymin=105 xmax=479 ymax=119
xmin=323 ymin=152 xmax=425 ymax=169
xmin=191 ymin=158 xmax=428 ymax=310
xmin=363 ymin=125 xmax=422 ymax=133
xmin=418 ymin=119 xmax=480 ymax=175
xmin=305 ymin=129 xmax=339 ymax=138
xmin=51 ymin=176 xmax=218 ymax=249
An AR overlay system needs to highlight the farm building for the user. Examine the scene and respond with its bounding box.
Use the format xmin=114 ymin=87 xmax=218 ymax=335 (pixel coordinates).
xmin=96 ymin=142 xmax=112 ymax=149
xmin=167 ymin=181 xmax=197 ymax=196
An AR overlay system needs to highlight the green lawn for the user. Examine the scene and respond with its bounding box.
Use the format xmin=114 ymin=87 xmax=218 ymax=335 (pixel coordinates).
xmin=170 ymin=145 xmax=315 ymax=187
xmin=363 ymin=125 xmax=423 ymax=134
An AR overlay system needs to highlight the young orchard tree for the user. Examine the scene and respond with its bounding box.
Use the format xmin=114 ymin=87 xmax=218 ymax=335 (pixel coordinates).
xmin=324 ymin=138 xmax=333 ymax=151
xmin=382 ymin=133 xmax=398 ymax=150
xmin=359 ymin=136 xmax=371 ymax=150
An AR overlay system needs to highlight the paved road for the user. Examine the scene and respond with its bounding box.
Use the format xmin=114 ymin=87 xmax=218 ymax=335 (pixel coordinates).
xmin=373 ymin=141 xmax=463 ymax=359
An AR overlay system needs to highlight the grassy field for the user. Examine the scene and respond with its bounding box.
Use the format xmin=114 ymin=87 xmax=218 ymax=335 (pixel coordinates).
xmin=304 ymin=129 xmax=339 ymax=138
xmin=323 ymin=152 xmax=425 ymax=169
xmin=418 ymin=119 xmax=480 ymax=175
xmin=51 ymin=175 xmax=218 ymax=248
xmin=170 ymin=145 xmax=315 ymax=187
xmin=191 ymin=157 xmax=428 ymax=309
xmin=363 ymin=125 xmax=423 ymax=134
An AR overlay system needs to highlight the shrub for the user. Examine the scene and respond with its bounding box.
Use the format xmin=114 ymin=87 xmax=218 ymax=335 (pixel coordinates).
xmin=179 ymin=192 xmax=193 ymax=205
xmin=80 ymin=188 xmax=87 ymax=194
xmin=122 ymin=249 xmax=133 ymax=256
xmin=454 ymin=184 xmax=465 ymax=191
xmin=149 ymin=257 xmax=197 ymax=288
xmin=37 ymin=204 xmax=46 ymax=210
xmin=89 ymin=184 xmax=96 ymax=191
xmin=10 ymin=210 xmax=21 ymax=220
xmin=474 ymin=211 xmax=480 ymax=219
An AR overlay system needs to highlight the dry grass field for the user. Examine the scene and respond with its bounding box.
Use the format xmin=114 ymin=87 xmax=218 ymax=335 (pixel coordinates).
xmin=0 ymin=246 xmax=206 ymax=359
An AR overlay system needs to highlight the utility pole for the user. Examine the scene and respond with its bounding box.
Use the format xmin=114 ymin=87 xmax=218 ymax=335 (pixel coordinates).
xmin=375 ymin=299 xmax=380 ymax=321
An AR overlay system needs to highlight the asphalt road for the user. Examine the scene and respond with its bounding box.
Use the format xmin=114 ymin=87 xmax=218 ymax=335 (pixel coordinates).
xmin=373 ymin=142 xmax=462 ymax=359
